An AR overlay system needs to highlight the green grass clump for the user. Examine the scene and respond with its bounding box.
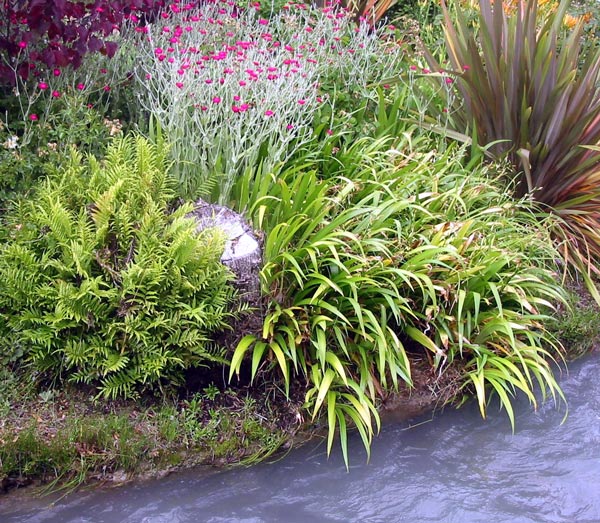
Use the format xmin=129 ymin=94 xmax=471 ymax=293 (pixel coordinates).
xmin=230 ymin=133 xmax=567 ymax=465
xmin=0 ymin=387 xmax=288 ymax=491
xmin=551 ymin=283 xmax=600 ymax=358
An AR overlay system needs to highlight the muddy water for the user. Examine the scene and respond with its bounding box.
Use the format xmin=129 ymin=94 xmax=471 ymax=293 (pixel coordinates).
xmin=2 ymin=353 xmax=600 ymax=523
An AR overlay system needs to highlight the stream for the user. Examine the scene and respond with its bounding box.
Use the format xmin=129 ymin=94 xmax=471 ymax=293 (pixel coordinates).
xmin=2 ymin=352 xmax=600 ymax=523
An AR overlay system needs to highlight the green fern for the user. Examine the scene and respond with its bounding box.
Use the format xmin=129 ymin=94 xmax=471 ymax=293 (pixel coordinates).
xmin=0 ymin=135 xmax=236 ymax=398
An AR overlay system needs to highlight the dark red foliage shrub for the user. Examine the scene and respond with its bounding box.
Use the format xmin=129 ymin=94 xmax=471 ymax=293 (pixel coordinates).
xmin=0 ymin=0 xmax=165 ymax=84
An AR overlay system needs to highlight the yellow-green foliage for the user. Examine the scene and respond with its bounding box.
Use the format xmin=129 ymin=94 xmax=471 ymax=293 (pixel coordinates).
xmin=230 ymin=136 xmax=567 ymax=466
xmin=0 ymin=135 xmax=235 ymax=398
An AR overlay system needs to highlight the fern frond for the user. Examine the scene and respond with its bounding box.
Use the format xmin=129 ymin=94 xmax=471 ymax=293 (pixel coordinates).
xmin=0 ymin=134 xmax=235 ymax=399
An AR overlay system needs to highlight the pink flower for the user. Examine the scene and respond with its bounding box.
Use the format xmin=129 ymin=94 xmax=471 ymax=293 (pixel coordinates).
xmin=18 ymin=41 xmax=27 ymax=49
xmin=258 ymin=18 xmax=269 ymax=25
xmin=38 ymin=82 xmax=48 ymax=90
xmin=239 ymin=80 xmax=246 ymax=86
xmin=212 ymin=96 xmax=221 ymax=104
xmin=51 ymin=90 xmax=61 ymax=98
xmin=103 ymin=85 xmax=111 ymax=92
xmin=53 ymin=68 xmax=61 ymax=77
xmin=298 ymin=99 xmax=306 ymax=105
xmin=326 ymin=129 xmax=333 ymax=136
xmin=76 ymin=83 xmax=85 ymax=91
xmin=176 ymin=82 xmax=184 ymax=88
xmin=264 ymin=110 xmax=274 ymax=116
xmin=463 ymin=65 xmax=471 ymax=71
xmin=445 ymin=77 xmax=454 ymax=84
xmin=29 ymin=113 xmax=38 ymax=121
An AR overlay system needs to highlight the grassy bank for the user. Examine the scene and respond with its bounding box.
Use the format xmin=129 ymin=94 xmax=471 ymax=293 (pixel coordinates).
xmin=0 ymin=380 xmax=302 ymax=494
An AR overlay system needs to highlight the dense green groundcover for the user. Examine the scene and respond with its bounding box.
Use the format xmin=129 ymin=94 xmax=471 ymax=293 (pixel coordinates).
xmin=0 ymin=136 xmax=236 ymax=399
xmin=1 ymin=0 xmax=600 ymax=491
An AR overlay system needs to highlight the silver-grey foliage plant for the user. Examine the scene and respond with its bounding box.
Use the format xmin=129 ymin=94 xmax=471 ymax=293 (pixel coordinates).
xmin=127 ymin=2 xmax=405 ymax=204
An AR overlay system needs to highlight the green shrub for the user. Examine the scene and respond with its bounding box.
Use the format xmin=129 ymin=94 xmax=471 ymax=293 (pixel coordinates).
xmin=0 ymin=135 xmax=236 ymax=398
xmin=0 ymin=91 xmax=116 ymax=208
xmin=230 ymin=134 xmax=566 ymax=464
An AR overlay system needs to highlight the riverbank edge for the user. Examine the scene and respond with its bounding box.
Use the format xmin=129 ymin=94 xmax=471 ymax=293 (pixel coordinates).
xmin=1 ymin=281 xmax=598 ymax=500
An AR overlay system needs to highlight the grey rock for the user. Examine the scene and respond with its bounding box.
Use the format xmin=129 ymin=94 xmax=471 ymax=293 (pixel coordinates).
xmin=188 ymin=199 xmax=262 ymax=307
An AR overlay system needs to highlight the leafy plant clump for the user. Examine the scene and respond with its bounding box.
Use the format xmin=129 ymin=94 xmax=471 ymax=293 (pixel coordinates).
xmin=0 ymin=92 xmax=117 ymax=208
xmin=0 ymin=135 xmax=236 ymax=399
xmin=231 ymin=135 xmax=567 ymax=464
xmin=419 ymin=0 xmax=600 ymax=292
xmin=128 ymin=1 xmax=405 ymax=203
